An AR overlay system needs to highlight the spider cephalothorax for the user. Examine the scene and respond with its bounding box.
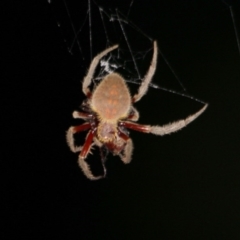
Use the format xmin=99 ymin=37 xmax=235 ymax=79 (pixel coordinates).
xmin=66 ymin=41 xmax=208 ymax=180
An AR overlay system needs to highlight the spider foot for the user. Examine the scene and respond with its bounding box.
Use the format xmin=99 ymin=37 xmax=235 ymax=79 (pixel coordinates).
xmin=78 ymin=156 xmax=107 ymax=181
xmin=66 ymin=127 xmax=83 ymax=153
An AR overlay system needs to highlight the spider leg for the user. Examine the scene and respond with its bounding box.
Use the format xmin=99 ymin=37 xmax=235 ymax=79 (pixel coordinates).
xmin=82 ymin=44 xmax=119 ymax=96
xmin=133 ymin=41 xmax=158 ymax=103
xmin=118 ymin=129 xmax=133 ymax=164
xmin=119 ymin=139 xmax=133 ymax=164
xmin=72 ymin=111 xmax=93 ymax=120
xmin=66 ymin=123 xmax=91 ymax=152
xmin=121 ymin=104 xmax=208 ymax=135
xmin=127 ymin=106 xmax=140 ymax=121
xmin=78 ymin=130 xmax=106 ymax=180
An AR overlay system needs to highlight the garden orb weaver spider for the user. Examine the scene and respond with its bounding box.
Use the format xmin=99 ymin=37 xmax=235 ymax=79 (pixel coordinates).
xmin=66 ymin=41 xmax=208 ymax=180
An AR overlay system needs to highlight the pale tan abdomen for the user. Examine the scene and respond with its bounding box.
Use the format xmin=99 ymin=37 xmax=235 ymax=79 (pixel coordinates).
xmin=91 ymin=73 xmax=131 ymax=121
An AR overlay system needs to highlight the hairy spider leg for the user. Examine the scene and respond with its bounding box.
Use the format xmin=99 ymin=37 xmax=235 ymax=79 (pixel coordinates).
xmin=79 ymin=130 xmax=95 ymax=159
xmin=66 ymin=123 xmax=91 ymax=152
xmin=82 ymin=45 xmax=119 ymax=96
xmin=78 ymin=129 xmax=107 ymax=180
xmin=133 ymin=41 xmax=158 ymax=103
xmin=121 ymin=104 xmax=208 ymax=136
xmin=117 ymin=129 xmax=133 ymax=164
xmin=72 ymin=110 xmax=93 ymax=120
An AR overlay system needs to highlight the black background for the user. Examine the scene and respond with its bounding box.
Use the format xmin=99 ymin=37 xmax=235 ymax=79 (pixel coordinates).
xmin=2 ymin=0 xmax=240 ymax=239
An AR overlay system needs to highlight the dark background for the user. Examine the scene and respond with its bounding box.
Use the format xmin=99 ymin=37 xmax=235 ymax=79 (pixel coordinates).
xmin=2 ymin=0 xmax=240 ymax=239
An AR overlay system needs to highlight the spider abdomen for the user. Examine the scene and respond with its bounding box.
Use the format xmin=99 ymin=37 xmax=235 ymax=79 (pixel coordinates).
xmin=91 ymin=73 xmax=131 ymax=121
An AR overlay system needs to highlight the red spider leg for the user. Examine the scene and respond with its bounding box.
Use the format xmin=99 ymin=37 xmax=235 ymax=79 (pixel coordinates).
xmin=121 ymin=104 xmax=207 ymax=135
xmin=80 ymin=129 xmax=96 ymax=159
xmin=79 ymin=129 xmax=106 ymax=180
xmin=120 ymin=121 xmax=150 ymax=133
xmin=118 ymin=129 xmax=129 ymax=141
xmin=66 ymin=122 xmax=92 ymax=153
xmin=72 ymin=122 xmax=91 ymax=133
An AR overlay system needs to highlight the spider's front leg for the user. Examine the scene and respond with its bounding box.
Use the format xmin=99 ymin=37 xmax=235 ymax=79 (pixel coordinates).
xmin=133 ymin=41 xmax=158 ymax=103
xmin=82 ymin=44 xmax=119 ymax=96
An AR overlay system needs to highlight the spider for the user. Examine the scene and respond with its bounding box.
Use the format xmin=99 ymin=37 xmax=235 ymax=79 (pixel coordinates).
xmin=66 ymin=41 xmax=208 ymax=180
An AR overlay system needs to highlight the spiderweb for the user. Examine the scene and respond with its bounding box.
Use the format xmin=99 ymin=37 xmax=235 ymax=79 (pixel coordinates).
xmin=48 ymin=0 xmax=240 ymax=106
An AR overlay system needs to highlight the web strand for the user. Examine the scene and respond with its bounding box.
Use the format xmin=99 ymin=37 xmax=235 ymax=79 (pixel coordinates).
xmin=88 ymin=0 xmax=93 ymax=60
xmin=230 ymin=6 xmax=240 ymax=57
xmin=116 ymin=9 xmax=141 ymax=80
xmin=62 ymin=0 xmax=83 ymax=57
xmin=51 ymin=0 xmax=215 ymax=106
